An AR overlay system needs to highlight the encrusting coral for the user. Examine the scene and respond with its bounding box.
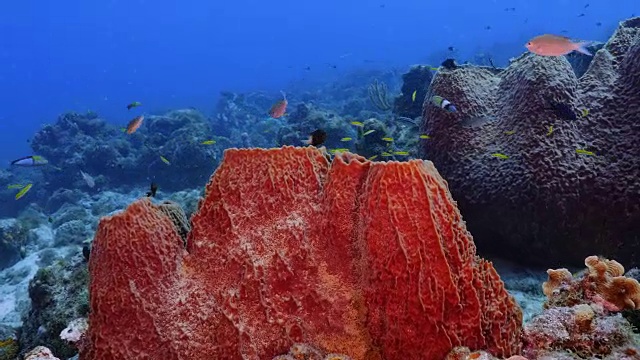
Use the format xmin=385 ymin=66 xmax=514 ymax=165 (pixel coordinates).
xmin=543 ymin=255 xmax=640 ymax=311
xmin=81 ymin=146 xmax=522 ymax=360
xmin=521 ymin=255 xmax=640 ymax=359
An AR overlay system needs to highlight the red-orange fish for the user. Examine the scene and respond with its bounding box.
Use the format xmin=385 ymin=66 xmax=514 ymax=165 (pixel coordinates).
xmin=526 ymin=34 xmax=592 ymax=56
xmin=268 ymin=91 xmax=288 ymax=118
xmin=126 ymin=115 xmax=144 ymax=134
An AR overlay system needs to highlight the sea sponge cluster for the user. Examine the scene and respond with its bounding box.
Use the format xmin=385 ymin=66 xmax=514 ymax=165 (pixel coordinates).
xmin=82 ymin=146 xmax=523 ymax=360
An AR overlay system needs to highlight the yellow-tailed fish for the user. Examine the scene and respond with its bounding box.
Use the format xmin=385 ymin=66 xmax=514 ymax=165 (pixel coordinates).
xmin=363 ymin=129 xmax=376 ymax=136
xmin=580 ymin=109 xmax=589 ymax=117
xmin=7 ymin=184 xmax=24 ymax=189
xmin=491 ymin=153 xmax=509 ymax=159
xmin=340 ymin=137 xmax=353 ymax=142
xmin=350 ymin=121 xmax=364 ymax=127
xmin=429 ymin=66 xmax=439 ymax=71
xmin=15 ymin=183 xmax=33 ymax=200
xmin=504 ymin=130 xmax=516 ymax=135
xmin=419 ymin=134 xmax=431 ymax=139
xmin=547 ymin=126 xmax=554 ymax=136
xmin=576 ymin=149 xmax=595 ymax=156
xmin=381 ymin=152 xmax=393 ymax=157
xmin=411 ymin=90 xmax=417 ymax=102
xmin=367 ymin=155 xmax=378 ymax=161
xmin=329 ymin=148 xmax=350 ymax=154
xmin=160 ymin=156 xmax=171 ymax=165
xmin=201 ymin=140 xmax=216 ymax=145
xmin=381 ymin=137 xmax=394 ymax=142
xmin=394 ymin=151 xmax=410 ymax=155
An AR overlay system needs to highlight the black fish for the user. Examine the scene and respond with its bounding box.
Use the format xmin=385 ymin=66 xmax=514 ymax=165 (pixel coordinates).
xmin=448 ymin=46 xmax=455 ymax=51
xmin=146 ymin=182 xmax=158 ymax=197
xmin=309 ymin=129 xmax=327 ymax=147
xmin=545 ymin=97 xmax=577 ymax=120
xmin=441 ymin=58 xmax=459 ymax=70
xmin=82 ymin=244 xmax=91 ymax=262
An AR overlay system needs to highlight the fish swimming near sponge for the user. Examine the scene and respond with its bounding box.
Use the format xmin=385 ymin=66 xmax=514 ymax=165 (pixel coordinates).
xmin=431 ymin=96 xmax=457 ymax=112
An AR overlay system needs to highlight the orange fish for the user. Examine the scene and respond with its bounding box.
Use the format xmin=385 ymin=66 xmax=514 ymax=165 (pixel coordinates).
xmin=525 ymin=34 xmax=592 ymax=56
xmin=126 ymin=115 xmax=144 ymax=134
xmin=269 ymin=91 xmax=288 ymax=118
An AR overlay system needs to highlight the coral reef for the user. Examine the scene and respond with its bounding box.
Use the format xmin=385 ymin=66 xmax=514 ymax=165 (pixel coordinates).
xmin=0 ymin=219 xmax=28 ymax=271
xmin=23 ymin=346 xmax=60 ymax=360
xmin=29 ymin=109 xmax=221 ymax=194
xmin=393 ymin=65 xmax=434 ymax=119
xmin=82 ymin=147 xmax=522 ymax=359
xmin=521 ymin=256 xmax=640 ymax=359
xmin=566 ymin=42 xmax=605 ymax=78
xmin=367 ymin=79 xmax=392 ymax=110
xmin=0 ymin=325 xmax=18 ymax=360
xmin=421 ymin=17 xmax=640 ymax=267
xmin=20 ymin=254 xmax=89 ymax=359
xmin=543 ymin=256 xmax=640 ymax=312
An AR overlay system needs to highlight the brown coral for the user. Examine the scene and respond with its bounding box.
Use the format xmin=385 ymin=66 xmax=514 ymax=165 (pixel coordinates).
xmin=420 ymin=17 xmax=640 ymax=268
xmin=542 ymin=269 xmax=573 ymax=297
xmin=543 ymin=255 xmax=640 ymax=312
xmin=584 ymin=256 xmax=640 ymax=311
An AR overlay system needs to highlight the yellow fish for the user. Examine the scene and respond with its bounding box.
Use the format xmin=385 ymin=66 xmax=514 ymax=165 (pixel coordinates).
xmin=576 ymin=149 xmax=595 ymax=156
xmin=15 ymin=183 xmax=32 ymax=200
xmin=429 ymin=66 xmax=439 ymax=71
xmin=411 ymin=90 xmax=417 ymax=102
xmin=201 ymin=140 xmax=216 ymax=145
xmin=363 ymin=129 xmax=376 ymax=136
xmin=394 ymin=151 xmax=410 ymax=155
xmin=491 ymin=153 xmax=509 ymax=160
xmin=504 ymin=130 xmax=516 ymax=135
xmin=580 ymin=109 xmax=589 ymax=117
xmin=381 ymin=137 xmax=394 ymax=142
xmin=350 ymin=121 xmax=364 ymax=127
xmin=160 ymin=156 xmax=171 ymax=165
xmin=381 ymin=152 xmax=393 ymax=157
xmin=329 ymin=148 xmax=350 ymax=154
xmin=367 ymin=155 xmax=378 ymax=161
xmin=547 ymin=126 xmax=554 ymax=136
xmin=419 ymin=134 xmax=431 ymax=139
xmin=7 ymin=184 xmax=24 ymax=189
xmin=340 ymin=137 xmax=353 ymax=142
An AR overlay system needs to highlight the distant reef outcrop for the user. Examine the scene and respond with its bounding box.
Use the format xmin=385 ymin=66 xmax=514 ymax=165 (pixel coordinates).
xmin=421 ymin=17 xmax=640 ymax=267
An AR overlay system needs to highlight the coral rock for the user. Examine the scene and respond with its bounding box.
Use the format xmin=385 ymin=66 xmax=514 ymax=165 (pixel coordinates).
xmin=544 ymin=256 xmax=640 ymax=311
xmin=523 ymin=305 xmax=639 ymax=359
xmin=24 ymin=346 xmax=60 ymax=360
xmin=421 ymin=17 xmax=640 ymax=267
xmin=83 ymin=146 xmax=522 ymax=359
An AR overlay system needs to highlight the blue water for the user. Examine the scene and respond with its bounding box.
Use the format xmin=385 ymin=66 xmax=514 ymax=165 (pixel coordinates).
xmin=0 ymin=0 xmax=636 ymax=164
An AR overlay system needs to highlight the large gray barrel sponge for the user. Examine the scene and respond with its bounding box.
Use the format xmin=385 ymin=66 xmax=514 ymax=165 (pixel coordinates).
xmin=421 ymin=17 xmax=640 ymax=267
